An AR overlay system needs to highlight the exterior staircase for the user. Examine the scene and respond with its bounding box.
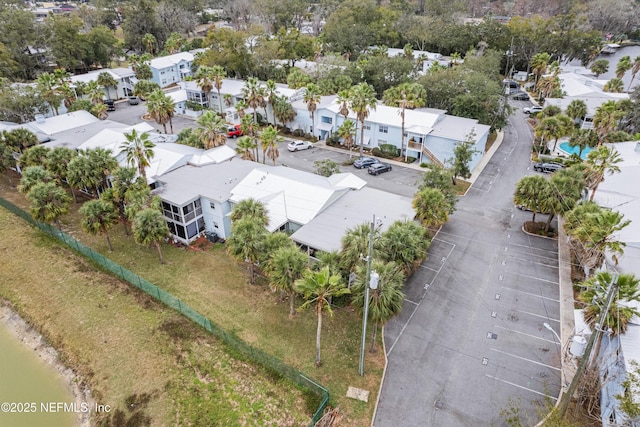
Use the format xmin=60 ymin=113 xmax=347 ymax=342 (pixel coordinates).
xmin=408 ymin=140 xmax=444 ymax=167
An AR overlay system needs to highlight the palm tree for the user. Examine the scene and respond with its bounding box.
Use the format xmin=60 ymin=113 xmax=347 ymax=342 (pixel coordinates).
xmin=336 ymin=119 xmax=356 ymax=157
xmin=340 ymin=222 xmax=381 ymax=274
xmin=295 ymin=267 xmax=350 ymax=367
xmin=584 ymin=145 xmax=622 ymax=201
xmin=18 ymin=166 xmax=53 ymax=194
xmin=348 ymin=83 xmax=378 ymax=157
xmin=142 ymin=33 xmax=156 ymax=54
xmin=535 ymin=116 xmax=564 ymax=153
xmin=513 ymin=175 xmax=549 ymax=223
xmin=578 ymin=272 xmax=640 ymax=336
xmin=378 ymin=220 xmax=430 ymax=275
xmin=196 ymin=111 xmax=228 ymax=149
xmin=120 ymin=129 xmax=155 ymax=181
xmin=272 ymin=95 xmax=296 ymax=128
xmin=36 ymin=72 xmax=63 ymax=115
xmin=101 ymin=166 xmax=137 ymax=235
xmin=604 ymin=78 xmax=624 ymax=93
xmin=590 ymin=59 xmax=609 ymax=77
xmin=80 ymin=199 xmax=119 ymax=251
xmin=27 ymin=182 xmax=71 ymax=230
xmin=260 ymin=125 xmax=282 ymax=165
xmin=530 ymin=52 xmax=551 ymax=88
xmin=266 ymin=245 xmax=308 ymax=317
xmin=565 ymin=99 xmax=587 ymax=127
xmin=242 ymin=77 xmax=261 ymax=125
xmin=147 ymin=89 xmax=175 ymax=134
xmin=67 ymin=154 xmax=99 ymax=198
xmin=132 ymin=208 xmax=169 ymax=264
xmin=568 ymin=129 xmax=598 ymax=158
xmin=46 ymin=147 xmax=78 ymax=201
xmin=235 ymin=136 xmax=256 ymax=161
xmin=211 ymin=65 xmax=226 ymax=114
xmin=540 ymin=166 xmax=584 ymax=232
xmin=593 ymin=101 xmax=621 ymax=144
xmin=195 ymin=65 xmax=214 ymax=109
xmin=413 ymin=187 xmax=450 ymax=229
xmin=351 ymin=260 xmax=405 ymax=351
xmin=86 ymin=147 xmax=118 ymax=195
xmin=85 ymin=80 xmax=105 ymax=105
xmin=616 ymin=55 xmax=632 ymax=79
xmin=382 ymin=83 xmax=427 ymax=161
xmin=91 ymin=103 xmax=109 ymax=120
xmin=227 ymin=217 xmax=267 ymax=284
xmin=627 ymin=56 xmax=640 ymax=92
xmin=3 ymin=128 xmax=38 ymax=153
xmin=229 ymin=198 xmax=269 ymax=225
xmin=303 ymin=83 xmax=321 ymax=138
xmin=97 ymin=72 xmax=118 ymax=100
xmin=336 ymin=89 xmax=350 ymax=119
xmin=240 ymin=114 xmax=260 ymax=162
xmin=18 ymin=145 xmax=50 ymax=169
xmin=265 ymin=80 xmax=278 ymax=125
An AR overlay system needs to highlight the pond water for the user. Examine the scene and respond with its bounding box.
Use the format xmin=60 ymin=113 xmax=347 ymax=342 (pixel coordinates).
xmin=0 ymin=322 xmax=75 ymax=427
xmin=558 ymin=141 xmax=594 ymax=159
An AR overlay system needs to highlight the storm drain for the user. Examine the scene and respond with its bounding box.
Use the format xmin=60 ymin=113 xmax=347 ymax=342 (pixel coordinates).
xmin=486 ymin=332 xmax=498 ymax=340
xmin=434 ymin=400 xmax=445 ymax=410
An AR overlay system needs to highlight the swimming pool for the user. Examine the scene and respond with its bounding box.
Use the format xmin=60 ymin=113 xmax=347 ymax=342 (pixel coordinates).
xmin=558 ymin=141 xmax=593 ymax=159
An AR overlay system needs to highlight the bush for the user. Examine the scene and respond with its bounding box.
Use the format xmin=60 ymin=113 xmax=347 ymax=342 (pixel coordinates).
xmin=380 ymin=143 xmax=400 ymax=157
xmin=372 ymin=147 xmax=394 ymax=159
xmin=292 ymin=129 xmax=305 ymax=137
xmin=420 ymin=162 xmax=429 ymax=168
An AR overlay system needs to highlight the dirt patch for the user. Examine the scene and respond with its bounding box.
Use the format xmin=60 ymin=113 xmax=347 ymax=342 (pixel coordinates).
xmin=523 ymin=221 xmax=557 ymax=239
xmin=0 ymin=302 xmax=94 ymax=427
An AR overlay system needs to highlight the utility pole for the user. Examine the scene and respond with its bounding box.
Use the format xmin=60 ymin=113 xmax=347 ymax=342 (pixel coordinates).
xmin=359 ymin=215 xmax=376 ymax=376
xmin=557 ymin=275 xmax=618 ymax=419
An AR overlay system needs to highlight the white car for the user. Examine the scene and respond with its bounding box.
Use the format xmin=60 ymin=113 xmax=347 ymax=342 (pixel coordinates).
xmin=287 ymin=140 xmax=313 ymax=152
xmin=523 ymin=106 xmax=543 ymax=115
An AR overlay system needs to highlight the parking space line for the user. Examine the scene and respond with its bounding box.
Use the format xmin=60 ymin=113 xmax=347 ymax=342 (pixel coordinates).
xmin=493 ymin=325 xmax=558 ymax=344
xmin=500 ymin=287 xmax=560 ymax=302
xmin=490 ymin=348 xmax=560 ymax=371
xmin=486 ymin=374 xmax=557 ymax=399
xmin=405 ymin=299 xmax=419 ymax=306
xmin=505 ymin=255 xmax=559 ymax=269
xmin=516 ymin=309 xmax=560 ymax=323
xmin=419 ymin=265 xmax=439 ymax=272
xmin=505 ymin=272 xmax=559 ymax=285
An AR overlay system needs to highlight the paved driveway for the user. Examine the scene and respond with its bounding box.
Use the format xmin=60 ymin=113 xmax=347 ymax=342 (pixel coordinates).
xmin=374 ymin=104 xmax=562 ymax=426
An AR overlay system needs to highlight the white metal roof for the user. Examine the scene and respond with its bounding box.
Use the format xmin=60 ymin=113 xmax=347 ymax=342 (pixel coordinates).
xmin=324 ymin=100 xmax=442 ymax=130
xmin=188 ymin=145 xmax=237 ymax=166
xmin=77 ymin=123 xmax=155 ymax=152
xmin=150 ymin=52 xmax=194 ymax=70
xmin=27 ymin=110 xmax=99 ymax=135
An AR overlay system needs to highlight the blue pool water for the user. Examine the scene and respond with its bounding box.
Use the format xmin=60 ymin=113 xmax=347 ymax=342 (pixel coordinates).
xmin=558 ymin=141 xmax=593 ymax=159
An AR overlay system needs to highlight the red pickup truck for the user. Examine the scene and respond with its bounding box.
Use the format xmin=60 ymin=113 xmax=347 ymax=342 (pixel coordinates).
xmin=227 ymin=124 xmax=243 ymax=138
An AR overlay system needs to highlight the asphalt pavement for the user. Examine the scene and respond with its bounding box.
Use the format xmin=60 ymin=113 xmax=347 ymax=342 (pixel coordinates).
xmin=374 ymin=101 xmax=562 ymax=427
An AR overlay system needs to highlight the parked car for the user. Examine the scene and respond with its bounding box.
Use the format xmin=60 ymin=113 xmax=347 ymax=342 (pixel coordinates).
xmin=533 ymin=162 xmax=564 ymax=173
xmin=103 ymin=99 xmax=115 ymax=111
xmin=523 ymin=106 xmax=543 ymax=115
xmin=287 ymin=140 xmax=313 ymax=152
xmin=227 ymin=124 xmax=242 ymax=138
xmin=128 ymin=96 xmax=140 ymax=105
xmin=368 ymin=163 xmax=392 ymax=175
xmin=511 ymin=91 xmax=530 ymax=101
xmin=503 ymin=79 xmax=520 ymax=89
xmin=353 ymin=156 xmax=380 ymax=169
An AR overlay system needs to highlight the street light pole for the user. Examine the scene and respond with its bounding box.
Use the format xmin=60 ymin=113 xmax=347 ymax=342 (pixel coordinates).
xmin=557 ymin=275 xmax=618 ymax=419
xmin=359 ymin=215 xmax=376 ymax=377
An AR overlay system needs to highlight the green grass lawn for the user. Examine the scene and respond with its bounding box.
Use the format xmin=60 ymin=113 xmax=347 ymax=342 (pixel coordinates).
xmin=0 ymin=175 xmax=385 ymax=425
xmin=0 ymin=208 xmax=312 ymax=426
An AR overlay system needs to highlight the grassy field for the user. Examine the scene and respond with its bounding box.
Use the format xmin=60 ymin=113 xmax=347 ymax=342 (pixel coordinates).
xmin=0 ymin=174 xmax=385 ymax=425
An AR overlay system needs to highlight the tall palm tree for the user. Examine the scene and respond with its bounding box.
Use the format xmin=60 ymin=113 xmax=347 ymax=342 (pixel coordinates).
xmin=235 ymin=136 xmax=256 ymax=161
xmin=266 ymin=245 xmax=308 ymax=317
xmin=132 ymin=208 xmax=169 ymax=264
xmin=565 ymin=99 xmax=587 ymax=127
xmin=584 ymin=145 xmax=622 ymax=201
xmin=196 ymin=111 xmax=227 ymax=149
xmin=303 ymin=83 xmax=321 ymax=138
xmin=47 ymin=147 xmax=78 ymax=201
xmin=295 ymin=267 xmax=350 ymax=367
xmin=348 ymin=83 xmax=378 ymax=157
xmin=227 ymin=217 xmax=267 ymax=284
xmin=535 ymin=116 xmax=564 ymax=153
xmin=260 ymin=125 xmax=282 ymax=165
xmin=530 ymin=52 xmax=551 ymax=88
xmin=97 ymin=72 xmax=118 ymax=100
xmin=336 ymin=89 xmax=350 ymax=119
xmin=211 ymin=65 xmax=226 ymax=114
xmin=242 ymin=77 xmax=261 ymax=125
xmin=540 ymin=166 xmax=584 ymax=232
xmin=616 ymin=55 xmax=632 ymax=79
xmin=351 ymin=260 xmax=405 ymax=352
xmin=413 ymin=187 xmax=450 ymax=229
xmin=36 ymin=72 xmax=63 ymax=115
xmin=120 ymin=129 xmax=155 ymax=181
xmin=18 ymin=166 xmax=53 ymax=194
xmin=229 ymin=198 xmax=269 ymax=225
xmin=627 ymin=56 xmax=640 ymax=92
xmin=86 ymin=147 xmax=118 ymax=194
xmin=195 ymin=65 xmax=214 ymax=109
xmin=273 ymin=95 xmax=297 ymax=128
xmin=336 ymin=119 xmax=356 ymax=157
xmin=80 ymin=199 xmax=119 ymax=251
xmin=85 ymin=80 xmax=105 ymax=105
xmin=513 ymin=175 xmax=549 ymax=223
xmin=27 ymin=182 xmax=71 ymax=230
xmin=593 ymin=101 xmax=621 ymax=144
xmin=142 ymin=33 xmax=156 ymax=54
xmin=378 ymin=220 xmax=430 ymax=275
xmin=102 ymin=166 xmax=137 ymax=235
xmin=265 ymin=80 xmax=278 ymax=125
xmin=568 ymin=129 xmax=598 ymax=158
xmin=395 ymin=83 xmax=426 ymax=161
xmin=147 ymin=89 xmax=175 ymax=134
xmin=340 ymin=222 xmax=381 ymax=273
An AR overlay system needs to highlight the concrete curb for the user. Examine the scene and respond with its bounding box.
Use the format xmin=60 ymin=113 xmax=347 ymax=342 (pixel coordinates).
xmin=467 ymin=130 xmax=505 ymax=185
xmin=370 ymin=325 xmax=388 ymax=427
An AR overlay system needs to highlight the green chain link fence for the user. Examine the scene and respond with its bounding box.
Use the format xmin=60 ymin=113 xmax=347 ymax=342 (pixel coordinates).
xmin=0 ymin=197 xmax=329 ymax=426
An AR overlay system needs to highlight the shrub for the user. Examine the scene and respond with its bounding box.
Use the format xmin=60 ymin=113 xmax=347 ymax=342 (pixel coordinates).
xmin=292 ymin=129 xmax=305 ymax=137
xmin=380 ymin=143 xmax=400 ymax=157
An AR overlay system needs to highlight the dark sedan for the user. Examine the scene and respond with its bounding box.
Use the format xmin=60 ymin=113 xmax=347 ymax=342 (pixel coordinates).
xmin=368 ymin=163 xmax=392 ymax=175
xmin=353 ymin=156 xmax=380 ymax=169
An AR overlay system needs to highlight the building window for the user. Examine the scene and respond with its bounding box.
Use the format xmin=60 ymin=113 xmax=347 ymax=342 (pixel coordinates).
xmin=209 ymin=202 xmax=216 ymax=209
xmin=213 ymin=222 xmax=219 ymax=229
xmin=363 ymin=124 xmax=371 ymax=130
xmin=379 ymin=125 xmax=388 ymax=133
xmin=378 ymin=140 xmax=387 ymax=146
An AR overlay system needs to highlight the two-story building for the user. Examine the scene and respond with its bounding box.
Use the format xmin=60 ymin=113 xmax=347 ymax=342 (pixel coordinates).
xmin=69 ymin=68 xmax=137 ymax=101
xmin=150 ymin=52 xmax=195 ymax=88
